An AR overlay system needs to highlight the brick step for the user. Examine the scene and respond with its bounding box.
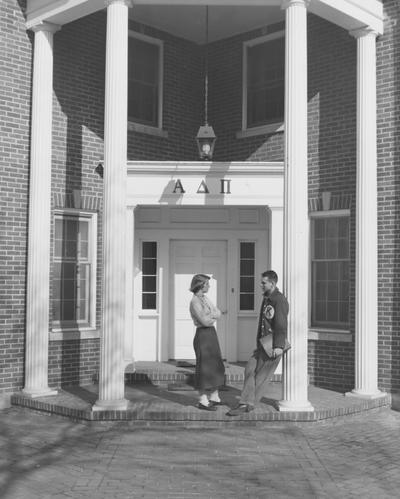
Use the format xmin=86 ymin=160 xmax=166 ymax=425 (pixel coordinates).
xmin=123 ymin=362 xmax=282 ymax=389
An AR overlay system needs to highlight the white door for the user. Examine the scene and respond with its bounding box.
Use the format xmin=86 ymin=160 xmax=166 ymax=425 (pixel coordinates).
xmin=170 ymin=240 xmax=227 ymax=360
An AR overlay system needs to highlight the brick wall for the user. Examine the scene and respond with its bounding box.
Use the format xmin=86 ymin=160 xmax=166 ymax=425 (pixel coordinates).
xmin=0 ymin=0 xmax=31 ymax=393
xmin=376 ymin=0 xmax=400 ymax=393
xmin=306 ymin=14 xmax=357 ymax=392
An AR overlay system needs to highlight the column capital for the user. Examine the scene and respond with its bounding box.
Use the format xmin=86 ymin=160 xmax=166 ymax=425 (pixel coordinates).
xmin=281 ymin=0 xmax=310 ymax=10
xmin=105 ymin=0 xmax=133 ymax=8
xmin=350 ymin=26 xmax=378 ymax=39
xmin=31 ymin=21 xmax=60 ymax=34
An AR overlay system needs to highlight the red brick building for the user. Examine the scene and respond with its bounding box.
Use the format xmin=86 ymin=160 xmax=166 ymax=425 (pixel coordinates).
xmin=0 ymin=0 xmax=397 ymax=411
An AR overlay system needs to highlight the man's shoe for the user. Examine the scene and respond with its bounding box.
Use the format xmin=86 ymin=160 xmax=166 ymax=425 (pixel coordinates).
xmin=197 ymin=403 xmax=217 ymax=411
xmin=209 ymin=400 xmax=225 ymax=406
xmin=226 ymin=404 xmax=254 ymax=416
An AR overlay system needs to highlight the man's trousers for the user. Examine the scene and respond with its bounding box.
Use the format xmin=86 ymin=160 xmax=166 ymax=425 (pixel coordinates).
xmin=239 ymin=347 xmax=282 ymax=406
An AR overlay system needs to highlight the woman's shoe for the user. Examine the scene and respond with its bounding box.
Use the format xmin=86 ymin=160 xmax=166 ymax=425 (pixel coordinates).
xmin=197 ymin=403 xmax=217 ymax=411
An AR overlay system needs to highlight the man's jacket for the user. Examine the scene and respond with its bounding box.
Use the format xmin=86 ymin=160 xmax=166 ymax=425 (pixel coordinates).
xmin=256 ymin=288 xmax=289 ymax=350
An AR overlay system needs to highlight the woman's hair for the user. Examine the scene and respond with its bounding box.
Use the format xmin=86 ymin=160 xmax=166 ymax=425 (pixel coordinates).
xmin=190 ymin=273 xmax=210 ymax=293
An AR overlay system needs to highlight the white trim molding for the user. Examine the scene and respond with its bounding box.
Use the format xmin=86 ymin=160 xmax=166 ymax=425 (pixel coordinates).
xmin=26 ymin=1 xmax=383 ymax=36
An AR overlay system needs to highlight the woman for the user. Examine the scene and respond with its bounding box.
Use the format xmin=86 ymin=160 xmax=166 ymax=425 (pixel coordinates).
xmin=189 ymin=273 xmax=225 ymax=411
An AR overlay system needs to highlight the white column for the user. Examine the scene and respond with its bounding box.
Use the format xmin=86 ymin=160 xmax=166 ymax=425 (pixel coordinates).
xmin=346 ymin=28 xmax=385 ymax=400
xmin=269 ymin=206 xmax=284 ymax=376
xmin=279 ymin=0 xmax=313 ymax=412
xmin=23 ymin=23 xmax=59 ymax=398
xmin=93 ymin=0 xmax=131 ymax=411
xmin=124 ymin=206 xmax=135 ymax=365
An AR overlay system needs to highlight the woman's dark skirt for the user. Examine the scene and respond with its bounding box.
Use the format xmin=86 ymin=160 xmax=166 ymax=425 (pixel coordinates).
xmin=193 ymin=326 xmax=225 ymax=390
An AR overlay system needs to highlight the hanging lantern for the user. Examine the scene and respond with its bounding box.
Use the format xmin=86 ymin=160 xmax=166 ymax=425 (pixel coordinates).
xmin=195 ymin=6 xmax=216 ymax=161
xmin=196 ymin=124 xmax=216 ymax=160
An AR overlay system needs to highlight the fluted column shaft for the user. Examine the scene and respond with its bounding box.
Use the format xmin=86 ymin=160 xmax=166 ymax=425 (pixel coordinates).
xmin=23 ymin=23 xmax=59 ymax=397
xmin=347 ymin=28 xmax=385 ymax=399
xmin=280 ymin=0 xmax=313 ymax=412
xmin=94 ymin=0 xmax=131 ymax=410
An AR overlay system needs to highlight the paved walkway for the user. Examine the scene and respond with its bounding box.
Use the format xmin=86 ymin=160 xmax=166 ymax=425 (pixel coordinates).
xmin=1 ymin=406 xmax=399 ymax=498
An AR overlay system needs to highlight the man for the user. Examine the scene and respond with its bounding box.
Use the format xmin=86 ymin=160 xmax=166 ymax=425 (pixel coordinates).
xmin=227 ymin=270 xmax=289 ymax=416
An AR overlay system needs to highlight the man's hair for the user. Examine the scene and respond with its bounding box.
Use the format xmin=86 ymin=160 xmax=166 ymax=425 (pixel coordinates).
xmin=261 ymin=270 xmax=278 ymax=284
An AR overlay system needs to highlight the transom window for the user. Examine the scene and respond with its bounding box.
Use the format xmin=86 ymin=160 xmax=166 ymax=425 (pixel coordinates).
xmin=128 ymin=33 xmax=163 ymax=128
xmin=311 ymin=215 xmax=350 ymax=328
xmin=244 ymin=32 xmax=285 ymax=129
xmin=52 ymin=212 xmax=97 ymax=328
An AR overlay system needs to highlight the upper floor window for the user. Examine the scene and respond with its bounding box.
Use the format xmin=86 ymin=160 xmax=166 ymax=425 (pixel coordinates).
xmin=128 ymin=32 xmax=163 ymax=129
xmin=311 ymin=215 xmax=350 ymax=329
xmin=243 ymin=32 xmax=284 ymax=130
xmin=52 ymin=211 xmax=97 ymax=329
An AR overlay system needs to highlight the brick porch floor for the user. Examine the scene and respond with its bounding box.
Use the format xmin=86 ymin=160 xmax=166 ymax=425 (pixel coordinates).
xmin=10 ymin=361 xmax=391 ymax=423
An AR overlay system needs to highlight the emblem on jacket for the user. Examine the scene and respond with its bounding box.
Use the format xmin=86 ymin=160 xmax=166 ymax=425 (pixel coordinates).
xmin=265 ymin=304 xmax=275 ymax=320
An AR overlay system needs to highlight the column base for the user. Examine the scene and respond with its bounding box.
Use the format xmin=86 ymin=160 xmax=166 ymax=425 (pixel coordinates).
xmin=92 ymin=398 xmax=129 ymax=411
xmin=345 ymin=389 xmax=387 ymax=400
xmin=278 ymin=400 xmax=314 ymax=412
xmin=22 ymin=387 xmax=58 ymax=398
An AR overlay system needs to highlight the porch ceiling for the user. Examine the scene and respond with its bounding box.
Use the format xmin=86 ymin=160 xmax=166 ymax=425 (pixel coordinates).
xmin=26 ymin=1 xmax=383 ymax=36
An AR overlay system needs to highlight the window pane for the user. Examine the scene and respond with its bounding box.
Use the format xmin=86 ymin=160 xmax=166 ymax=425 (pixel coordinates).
xmin=240 ymin=294 xmax=254 ymax=311
xmin=62 ymin=300 xmax=75 ymax=321
xmin=142 ymin=293 xmax=156 ymax=310
xmin=327 ymin=281 xmax=338 ymax=301
xmin=143 ymin=276 xmax=157 ymax=292
xmin=143 ymin=242 xmax=157 ymax=258
xmin=66 ymin=219 xmax=79 ymax=240
xmin=240 ymin=276 xmax=254 ymax=293
xmin=326 ymin=302 xmax=339 ymax=322
xmin=65 ymin=241 xmax=78 ymax=258
xmin=240 ymin=259 xmax=255 ymax=275
xmin=314 ymin=219 xmax=325 ymax=238
xmin=142 ymin=258 xmax=157 ymax=275
xmin=338 ymin=217 xmax=349 ymax=237
xmin=240 ymin=242 xmax=255 ymax=259
xmin=340 ymin=301 xmax=349 ymax=323
xmin=315 ymin=301 xmax=326 ymax=322
xmin=52 ymin=300 xmax=61 ymax=321
xmin=326 ymin=218 xmax=338 ymax=238
xmin=314 ymin=239 xmax=325 ymax=259
xmin=326 ymin=238 xmax=338 ymax=259
xmin=79 ymin=220 xmax=88 ymax=241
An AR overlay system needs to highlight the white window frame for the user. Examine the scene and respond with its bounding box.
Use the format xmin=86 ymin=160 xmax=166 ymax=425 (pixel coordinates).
xmin=51 ymin=209 xmax=98 ymax=339
xmin=308 ymin=209 xmax=351 ymax=342
xmin=128 ymin=30 xmax=165 ymax=136
xmin=238 ymin=30 xmax=285 ymax=139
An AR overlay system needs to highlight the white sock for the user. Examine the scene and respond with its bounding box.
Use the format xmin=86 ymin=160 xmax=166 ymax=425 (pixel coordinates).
xmin=199 ymin=394 xmax=209 ymax=406
xmin=209 ymin=390 xmax=220 ymax=403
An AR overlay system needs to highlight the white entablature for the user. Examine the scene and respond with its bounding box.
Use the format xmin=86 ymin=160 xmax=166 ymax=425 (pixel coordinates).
xmin=26 ymin=0 xmax=383 ymax=35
